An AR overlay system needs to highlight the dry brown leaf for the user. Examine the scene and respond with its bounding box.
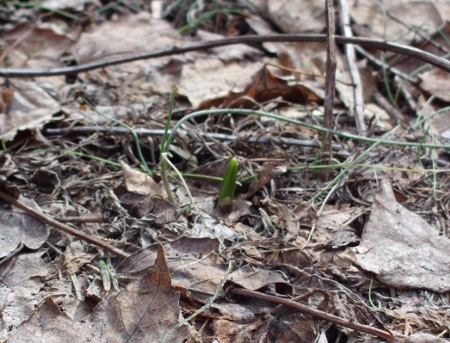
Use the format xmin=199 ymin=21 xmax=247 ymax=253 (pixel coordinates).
xmin=88 ymin=244 xmax=189 ymax=342
xmin=71 ymin=13 xmax=179 ymax=64
xmin=349 ymin=0 xmax=443 ymax=47
xmin=8 ymin=246 xmax=189 ymax=342
xmin=118 ymin=238 xmax=228 ymax=304
xmin=227 ymin=264 xmax=292 ymax=293
xmin=0 ymin=80 xmax=61 ymax=140
xmin=0 ymin=22 xmax=74 ymax=69
xmin=213 ymin=198 xmax=252 ymax=223
xmin=120 ymin=161 xmax=166 ymax=197
xmin=267 ymin=1 xmax=325 ymax=33
xmin=268 ymin=314 xmax=318 ymax=343
xmin=195 ymin=30 xmax=263 ymax=62
xmin=61 ymin=250 xmax=96 ymax=275
xmin=418 ymin=67 xmax=450 ymax=139
xmin=212 ymin=317 xmax=270 ymax=343
xmin=6 ymin=297 xmax=81 ymax=343
xmin=220 ymin=65 xmax=322 ymax=108
xmin=388 ymin=333 xmax=449 ymax=343
xmin=0 ymin=251 xmax=48 ymax=287
xmin=355 ymin=180 xmax=450 ymax=293
xmin=120 ymin=192 xmax=179 ymax=224
xmin=178 ymin=56 xmax=263 ymax=108
xmin=0 ymin=196 xmax=49 ymax=259
xmin=420 ymin=68 xmax=450 ymax=103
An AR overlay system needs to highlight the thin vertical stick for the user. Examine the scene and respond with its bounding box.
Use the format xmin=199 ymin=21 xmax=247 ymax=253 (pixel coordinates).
xmin=322 ymin=0 xmax=337 ymax=177
xmin=337 ymin=0 xmax=367 ymax=134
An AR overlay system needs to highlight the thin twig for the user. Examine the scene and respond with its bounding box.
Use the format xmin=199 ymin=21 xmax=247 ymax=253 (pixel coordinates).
xmin=0 ymin=191 xmax=130 ymax=259
xmin=372 ymin=90 xmax=403 ymax=124
xmin=53 ymin=215 xmax=105 ymax=223
xmin=164 ymin=109 xmax=450 ymax=154
xmin=0 ymin=34 xmax=449 ymax=77
xmin=323 ymin=0 xmax=337 ymax=163
xmin=337 ymin=0 xmax=366 ymax=134
xmin=44 ymin=126 xmax=342 ymax=151
xmin=229 ymin=288 xmax=393 ymax=341
xmin=354 ymin=45 xmax=417 ymax=82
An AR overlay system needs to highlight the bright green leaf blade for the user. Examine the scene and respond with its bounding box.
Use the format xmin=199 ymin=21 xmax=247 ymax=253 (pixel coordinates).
xmin=217 ymin=157 xmax=238 ymax=207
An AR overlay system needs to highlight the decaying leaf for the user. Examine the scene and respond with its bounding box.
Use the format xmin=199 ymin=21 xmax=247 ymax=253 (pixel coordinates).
xmin=0 ymin=196 xmax=49 ymax=259
xmin=227 ymin=264 xmax=292 ymax=294
xmin=120 ymin=161 xmax=167 ymax=197
xmin=119 ymin=192 xmax=179 ymax=224
xmin=6 ymin=297 xmax=81 ymax=343
xmin=8 ymin=245 xmax=189 ymax=342
xmin=0 ymin=250 xmax=48 ymax=287
xmin=0 ymin=80 xmax=61 ymax=140
xmin=356 ymin=180 xmax=450 ymax=293
xmin=61 ymin=249 xmax=96 ymax=276
xmin=388 ymin=333 xmax=449 ymax=343
xmin=118 ymin=238 xmax=228 ymax=305
xmin=1 ymin=1 xmax=450 ymax=341
xmin=88 ymin=244 xmax=189 ymax=342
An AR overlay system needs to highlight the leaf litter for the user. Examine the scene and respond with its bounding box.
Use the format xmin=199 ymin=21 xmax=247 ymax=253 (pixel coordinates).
xmin=0 ymin=1 xmax=449 ymax=342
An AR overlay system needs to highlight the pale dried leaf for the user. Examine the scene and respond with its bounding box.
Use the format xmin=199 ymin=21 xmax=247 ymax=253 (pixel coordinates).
xmin=7 ymin=298 xmax=81 ymax=343
xmin=0 ymin=80 xmax=61 ymax=140
xmin=227 ymin=264 xmax=291 ymax=292
xmin=61 ymin=250 xmax=96 ymax=275
xmin=71 ymin=13 xmax=179 ymax=64
xmin=355 ymin=180 xmax=450 ymax=293
xmin=0 ymin=251 xmax=48 ymax=286
xmin=0 ymin=199 xmax=49 ymax=258
xmin=41 ymin=0 xmax=99 ymax=11
xmin=349 ymin=1 xmax=442 ymax=45
xmin=120 ymin=160 xmax=166 ymax=197
xmin=268 ymin=1 xmax=325 ymax=33
xmin=389 ymin=333 xmax=449 ymax=343
xmin=0 ymin=22 xmax=74 ymax=69
xmin=178 ymin=57 xmax=263 ymax=108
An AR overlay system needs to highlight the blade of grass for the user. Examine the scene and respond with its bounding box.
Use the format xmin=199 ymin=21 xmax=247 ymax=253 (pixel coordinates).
xmin=431 ymin=134 xmax=438 ymax=213
xmin=160 ymin=88 xmax=177 ymax=203
xmin=368 ymin=276 xmax=378 ymax=309
xmin=417 ymin=125 xmax=431 ymax=169
xmin=161 ymin=152 xmax=198 ymax=212
xmin=63 ymin=150 xmax=229 ymax=182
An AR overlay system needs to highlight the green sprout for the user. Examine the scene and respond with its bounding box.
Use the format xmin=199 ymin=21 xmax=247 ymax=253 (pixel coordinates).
xmin=98 ymin=260 xmax=111 ymax=293
xmin=217 ymin=157 xmax=238 ymax=208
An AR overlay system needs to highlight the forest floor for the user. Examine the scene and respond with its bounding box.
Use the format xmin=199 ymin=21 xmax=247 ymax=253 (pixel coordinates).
xmin=0 ymin=1 xmax=449 ymax=342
